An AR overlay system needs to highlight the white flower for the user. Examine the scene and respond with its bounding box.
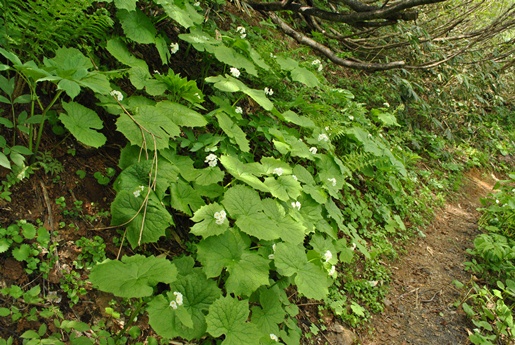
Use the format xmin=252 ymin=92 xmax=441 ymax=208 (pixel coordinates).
xmin=204 ymin=153 xmax=218 ymax=167
xmin=312 ymin=59 xmax=321 ymax=66
xmin=236 ymin=26 xmax=246 ymax=39
xmin=318 ymin=133 xmax=329 ymax=142
xmin=383 ymin=102 xmax=390 ymax=108
xmin=309 ymin=147 xmax=317 ymax=154
xmin=273 ymin=167 xmax=283 ymax=176
xmin=194 ymin=92 xmax=201 ymax=99
xmin=270 ymin=334 xmax=279 ymax=342
xmin=170 ymin=42 xmax=179 ymax=54
xmin=348 ymin=115 xmax=354 ymax=121
xmin=270 ymin=53 xmax=276 ymax=58
xmin=264 ymin=87 xmax=274 ymax=96
xmin=173 ymin=291 xmax=184 ymax=306
xmin=328 ymin=265 xmax=336 ymax=277
xmin=214 ymin=210 xmax=227 ymax=225
xmin=496 ymin=199 xmax=500 ymax=204
xmin=169 ymin=300 xmax=178 ymax=309
xmin=153 ymin=70 xmax=161 ymax=75
xmin=325 ymin=126 xmax=329 ymax=131
xmin=132 ymin=186 xmax=144 ymax=198
xmin=327 ymin=177 xmax=337 ymax=187
xmin=110 ymin=90 xmax=123 ymax=102
xmin=292 ymin=175 xmax=298 ymax=181
xmin=193 ymin=1 xmax=200 ymax=6
xmin=230 ymin=67 xmax=241 ymax=78
xmin=291 ymin=201 xmax=301 ymax=211
xmin=268 ymin=254 xmax=275 ymax=260
xmin=317 ymin=64 xmax=323 ymax=72
xmin=350 ymin=243 xmax=356 ymax=251
xmin=368 ymin=280 xmax=379 ymax=287
xmin=235 ymin=106 xmax=243 ymax=114
xmin=323 ymin=250 xmax=332 ymax=262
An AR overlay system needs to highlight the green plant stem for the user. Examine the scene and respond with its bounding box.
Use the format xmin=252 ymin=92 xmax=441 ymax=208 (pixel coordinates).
xmin=115 ymin=299 xmax=145 ymax=342
xmin=32 ymin=89 xmax=64 ymax=159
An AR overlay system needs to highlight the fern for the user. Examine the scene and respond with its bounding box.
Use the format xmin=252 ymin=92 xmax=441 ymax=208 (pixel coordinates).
xmin=0 ymin=0 xmax=113 ymax=60
xmin=341 ymin=150 xmax=382 ymax=175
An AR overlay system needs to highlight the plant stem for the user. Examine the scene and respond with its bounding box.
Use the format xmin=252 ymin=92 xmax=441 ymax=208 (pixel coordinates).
xmin=115 ymin=299 xmax=145 ymax=342
xmin=32 ymin=89 xmax=64 ymax=159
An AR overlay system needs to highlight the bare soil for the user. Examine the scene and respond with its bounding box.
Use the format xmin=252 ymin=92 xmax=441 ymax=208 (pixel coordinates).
xmin=357 ymin=169 xmax=497 ymax=345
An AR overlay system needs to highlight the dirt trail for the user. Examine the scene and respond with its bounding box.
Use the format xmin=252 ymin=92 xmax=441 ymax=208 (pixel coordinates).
xmin=359 ymin=170 xmax=496 ymax=345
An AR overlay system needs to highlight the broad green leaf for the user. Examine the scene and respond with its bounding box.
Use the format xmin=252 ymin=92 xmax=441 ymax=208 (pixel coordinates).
xmin=262 ymin=199 xmax=305 ymax=244
xmin=222 ymin=185 xmax=280 ymax=240
xmin=190 ymin=203 xmax=229 ymax=238
xmin=57 ymin=79 xmax=81 ymax=99
xmin=251 ymin=287 xmax=286 ymax=334
xmin=156 ymin=101 xmax=207 ymax=127
xmin=148 ymin=268 xmax=221 ymax=340
xmin=79 ymin=73 xmax=111 ymax=95
xmin=116 ymin=105 xmax=179 ymax=150
xmin=0 ymin=47 xmax=22 ymax=65
xmin=264 ymin=176 xmax=302 ymax=202
xmin=12 ymin=243 xmax=30 ymax=261
xmin=60 ymin=102 xmax=106 ymax=148
xmin=111 ymin=190 xmax=173 ymax=248
xmin=280 ymin=110 xmax=316 ymax=128
xmin=156 ymin=0 xmax=203 ymax=28
xmin=170 ymin=179 xmax=206 ymax=216
xmin=206 ymin=296 xmax=261 ymax=345
xmin=155 ymin=34 xmax=170 ymax=65
xmin=197 ymin=230 xmax=270 ymax=296
xmin=212 ymin=45 xmax=257 ymax=76
xmin=290 ymin=66 xmax=319 ymax=87
xmin=106 ymin=38 xmax=149 ymax=69
xmin=89 ymin=255 xmax=177 ymax=298
xmin=118 ymin=9 xmax=157 ymax=44
xmin=179 ymin=29 xmax=220 ymax=51
xmin=205 ymin=75 xmax=273 ymax=110
xmin=216 ymin=112 xmax=250 ymax=152
xmin=195 ymin=166 xmax=224 ymax=185
xmin=274 ymin=242 xmax=330 ymax=299
xmin=0 ymin=238 xmax=10 ymax=253
xmin=220 ymin=155 xmax=269 ymax=192
xmin=114 ymin=0 xmax=137 ymax=10
xmin=44 ymin=47 xmax=92 ymax=73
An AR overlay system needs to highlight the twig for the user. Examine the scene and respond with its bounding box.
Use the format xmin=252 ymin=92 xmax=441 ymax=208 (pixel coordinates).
xmin=421 ymin=290 xmax=441 ymax=303
xmin=39 ymin=181 xmax=53 ymax=231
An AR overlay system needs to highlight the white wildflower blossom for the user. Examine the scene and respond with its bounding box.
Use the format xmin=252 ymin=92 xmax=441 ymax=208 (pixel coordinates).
xmin=173 ymin=291 xmax=184 ymax=306
xmin=351 ymin=243 xmax=356 ymax=251
xmin=214 ymin=210 xmax=227 ymax=225
xmin=272 ymin=243 xmax=276 ymax=252
xmin=312 ymin=59 xmax=321 ymax=66
xmin=270 ymin=53 xmax=277 ymax=58
xmin=317 ymin=64 xmax=323 ymax=72
xmin=328 ymin=265 xmax=336 ymax=277
xmin=309 ymin=147 xmax=317 ymax=154
xmin=153 ymin=70 xmax=161 ymax=75
xmin=132 ymin=186 xmax=144 ymax=198
xmin=204 ymin=153 xmax=218 ymax=167
xmin=348 ymin=115 xmax=354 ymax=121
xmin=496 ymin=199 xmax=500 ymax=204
xmin=194 ymin=92 xmax=201 ymax=99
xmin=264 ymin=87 xmax=274 ymax=96
xmin=235 ymin=106 xmax=243 ymax=114
xmin=325 ymin=126 xmax=329 ymax=131
xmin=270 ymin=334 xmax=279 ymax=342
xmin=236 ymin=26 xmax=246 ymax=39
xmin=169 ymin=300 xmax=178 ymax=309
xmin=323 ymin=250 xmax=333 ymax=262
xmin=193 ymin=1 xmax=200 ymax=6
xmin=292 ymin=175 xmax=298 ymax=181
xmin=273 ymin=167 xmax=283 ymax=176
xmin=318 ymin=133 xmax=329 ymax=142
xmin=268 ymin=254 xmax=275 ymax=260
xmin=327 ymin=177 xmax=337 ymax=187
xmin=230 ymin=67 xmax=241 ymax=78
xmin=383 ymin=102 xmax=390 ymax=108
xmin=110 ymin=90 xmax=123 ymax=102
xmin=368 ymin=280 xmax=379 ymax=287
xmin=170 ymin=42 xmax=179 ymax=54
xmin=291 ymin=201 xmax=301 ymax=211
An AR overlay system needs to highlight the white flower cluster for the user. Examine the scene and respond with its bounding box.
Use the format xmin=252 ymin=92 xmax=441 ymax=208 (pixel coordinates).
xmin=235 ymin=106 xmax=243 ymax=114
xmin=230 ymin=67 xmax=240 ymax=78
xmin=133 ymin=185 xmax=145 ymax=198
xmin=268 ymin=243 xmax=277 ymax=260
xmin=291 ymin=201 xmax=301 ymax=211
xmin=328 ymin=265 xmax=336 ymax=278
xmin=323 ymin=250 xmax=332 ymax=262
xmin=214 ymin=210 xmax=226 ymax=225
xmin=270 ymin=334 xmax=279 ymax=342
xmin=169 ymin=291 xmax=184 ymax=309
xmin=327 ymin=177 xmax=337 ymax=187
xmin=264 ymin=87 xmax=274 ymax=96
xmin=204 ymin=153 xmax=218 ymax=167
xmin=318 ymin=133 xmax=329 ymax=142
xmin=110 ymin=90 xmax=123 ymax=102
xmin=273 ymin=167 xmax=283 ymax=176
xmin=236 ymin=26 xmax=246 ymax=39
xmin=309 ymin=147 xmax=317 ymax=154
xmin=312 ymin=59 xmax=323 ymax=72
xmin=170 ymin=42 xmax=179 ymax=54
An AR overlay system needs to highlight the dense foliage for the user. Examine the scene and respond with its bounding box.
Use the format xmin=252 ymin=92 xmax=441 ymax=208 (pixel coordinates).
xmin=0 ymin=0 xmax=513 ymax=344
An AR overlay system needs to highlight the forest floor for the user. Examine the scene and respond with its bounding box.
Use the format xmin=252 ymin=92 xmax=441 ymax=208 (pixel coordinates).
xmin=355 ymin=169 xmax=497 ymax=345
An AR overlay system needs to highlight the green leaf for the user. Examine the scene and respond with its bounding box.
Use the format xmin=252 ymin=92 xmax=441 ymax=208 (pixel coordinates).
xmin=264 ymin=176 xmax=302 ymax=202
xmin=114 ymin=0 xmax=137 ymax=10
xmin=0 ymin=238 xmax=10 ymax=253
xmin=274 ymin=242 xmax=330 ymax=299
xmin=170 ymin=179 xmax=206 ymax=216
xmin=280 ymin=110 xmax=316 ymax=128
xmin=205 ymin=75 xmax=273 ymax=110
xmin=197 ymin=229 xmax=270 ymax=296
xmin=190 ymin=203 xmax=229 ymax=238
xmin=206 ymin=296 xmax=261 ymax=345
xmin=110 ymin=190 xmax=173 ymax=248
xmin=195 ymin=167 xmax=224 ymax=186
xmin=251 ymin=287 xmax=286 ymax=334
xmin=156 ymin=101 xmax=207 ymax=127
xmin=262 ymin=199 xmax=305 ymax=244
xmin=79 ymin=73 xmax=111 ymax=95
xmin=44 ymin=47 xmax=92 ymax=73
xmin=276 ymin=57 xmax=319 ymax=87
xmin=116 ymin=104 xmax=179 ymax=150
xmin=60 ymin=102 xmax=106 ymax=148
xmin=222 ymin=185 xmax=280 ymax=241
xmin=106 ymin=38 xmax=149 ymax=69
xmin=0 ymin=152 xmax=11 ymax=170
xmin=212 ymin=46 xmax=257 ymax=76
xmin=89 ymin=255 xmax=177 ymax=298
xmin=216 ymin=112 xmax=250 ymax=152
xmin=156 ymin=0 xmax=203 ymax=29
xmin=12 ymin=244 xmax=31 ymax=261
xmin=220 ymin=155 xmax=269 ymax=192
xmin=118 ymin=9 xmax=157 ymax=44
xmin=57 ymin=79 xmax=81 ymax=99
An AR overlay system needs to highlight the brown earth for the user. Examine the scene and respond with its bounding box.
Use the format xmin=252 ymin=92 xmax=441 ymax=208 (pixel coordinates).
xmin=355 ymin=169 xmax=497 ymax=345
